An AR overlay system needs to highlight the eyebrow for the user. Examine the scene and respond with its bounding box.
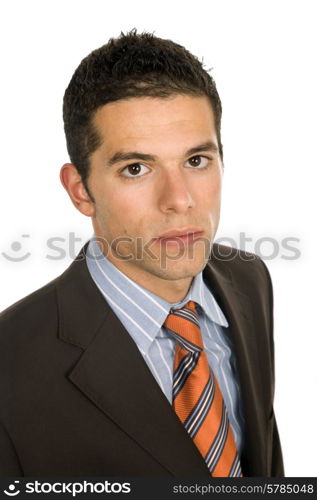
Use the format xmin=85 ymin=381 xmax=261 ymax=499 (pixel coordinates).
xmin=106 ymin=141 xmax=219 ymax=167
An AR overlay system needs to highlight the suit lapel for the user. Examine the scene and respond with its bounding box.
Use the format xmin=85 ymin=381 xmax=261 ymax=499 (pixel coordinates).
xmin=203 ymin=257 xmax=267 ymax=476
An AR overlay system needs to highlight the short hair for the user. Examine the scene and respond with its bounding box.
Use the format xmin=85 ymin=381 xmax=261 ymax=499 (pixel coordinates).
xmin=63 ymin=29 xmax=223 ymax=198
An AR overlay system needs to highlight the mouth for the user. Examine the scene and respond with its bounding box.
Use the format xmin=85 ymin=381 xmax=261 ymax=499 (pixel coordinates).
xmin=154 ymin=228 xmax=204 ymax=246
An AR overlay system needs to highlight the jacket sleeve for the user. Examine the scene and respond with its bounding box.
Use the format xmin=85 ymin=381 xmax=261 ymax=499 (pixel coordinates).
xmin=259 ymin=257 xmax=284 ymax=477
xmin=0 ymin=420 xmax=23 ymax=476
xmin=271 ymin=414 xmax=284 ymax=477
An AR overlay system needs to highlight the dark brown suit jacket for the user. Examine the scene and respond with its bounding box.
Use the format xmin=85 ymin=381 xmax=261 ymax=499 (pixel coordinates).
xmin=0 ymin=243 xmax=284 ymax=477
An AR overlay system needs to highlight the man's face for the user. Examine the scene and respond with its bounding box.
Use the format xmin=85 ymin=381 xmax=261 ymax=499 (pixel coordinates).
xmin=87 ymin=94 xmax=223 ymax=286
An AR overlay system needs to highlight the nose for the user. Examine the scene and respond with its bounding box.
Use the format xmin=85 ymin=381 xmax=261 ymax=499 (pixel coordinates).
xmin=157 ymin=168 xmax=195 ymax=214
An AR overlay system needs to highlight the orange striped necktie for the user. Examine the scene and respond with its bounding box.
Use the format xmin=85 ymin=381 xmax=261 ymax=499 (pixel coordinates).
xmin=163 ymin=300 xmax=243 ymax=477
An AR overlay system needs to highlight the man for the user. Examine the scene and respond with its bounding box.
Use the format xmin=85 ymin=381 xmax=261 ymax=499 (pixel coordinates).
xmin=0 ymin=30 xmax=283 ymax=477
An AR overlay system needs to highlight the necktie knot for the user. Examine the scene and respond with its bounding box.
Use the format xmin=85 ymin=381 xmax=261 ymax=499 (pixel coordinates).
xmin=163 ymin=300 xmax=204 ymax=351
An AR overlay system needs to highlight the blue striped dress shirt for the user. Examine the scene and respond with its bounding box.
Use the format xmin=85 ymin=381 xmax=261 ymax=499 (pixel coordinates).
xmin=85 ymin=237 xmax=245 ymax=456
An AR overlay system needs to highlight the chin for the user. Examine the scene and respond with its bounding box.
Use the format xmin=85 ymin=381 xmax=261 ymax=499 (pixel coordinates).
xmin=148 ymin=259 xmax=207 ymax=281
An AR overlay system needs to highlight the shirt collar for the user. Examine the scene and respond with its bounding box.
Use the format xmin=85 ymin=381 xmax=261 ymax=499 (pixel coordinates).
xmin=86 ymin=236 xmax=228 ymax=355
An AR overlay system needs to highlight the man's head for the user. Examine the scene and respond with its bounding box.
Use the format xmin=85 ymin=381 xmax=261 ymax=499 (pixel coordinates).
xmin=61 ymin=30 xmax=224 ymax=300
xmin=63 ymin=29 xmax=223 ymax=199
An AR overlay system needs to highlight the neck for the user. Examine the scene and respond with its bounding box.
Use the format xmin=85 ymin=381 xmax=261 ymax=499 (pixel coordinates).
xmin=107 ymin=258 xmax=193 ymax=304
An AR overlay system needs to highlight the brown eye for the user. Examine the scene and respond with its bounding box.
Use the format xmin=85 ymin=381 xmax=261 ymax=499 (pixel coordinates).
xmin=189 ymin=156 xmax=202 ymax=167
xmin=127 ymin=164 xmax=141 ymax=175
xmin=186 ymin=156 xmax=209 ymax=168
xmin=121 ymin=163 xmax=150 ymax=178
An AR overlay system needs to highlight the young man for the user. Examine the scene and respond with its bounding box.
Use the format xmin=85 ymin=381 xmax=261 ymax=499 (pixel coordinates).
xmin=0 ymin=30 xmax=283 ymax=477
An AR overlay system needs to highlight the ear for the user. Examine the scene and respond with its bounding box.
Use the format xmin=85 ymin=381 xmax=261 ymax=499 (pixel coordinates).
xmin=60 ymin=163 xmax=95 ymax=217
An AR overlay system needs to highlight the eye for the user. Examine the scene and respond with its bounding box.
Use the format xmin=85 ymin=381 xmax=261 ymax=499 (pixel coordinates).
xmin=120 ymin=163 xmax=150 ymax=179
xmin=185 ymin=155 xmax=210 ymax=169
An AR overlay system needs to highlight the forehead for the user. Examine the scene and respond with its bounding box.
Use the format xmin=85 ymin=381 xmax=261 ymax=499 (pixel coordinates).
xmin=92 ymin=95 xmax=217 ymax=152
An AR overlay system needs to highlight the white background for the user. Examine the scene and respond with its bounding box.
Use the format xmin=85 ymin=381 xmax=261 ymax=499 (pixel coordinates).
xmin=1 ymin=0 xmax=316 ymax=477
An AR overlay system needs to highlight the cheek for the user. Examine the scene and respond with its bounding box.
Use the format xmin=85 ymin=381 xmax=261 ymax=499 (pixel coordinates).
xmin=196 ymin=173 xmax=222 ymax=208
xmin=95 ymin=187 xmax=151 ymax=235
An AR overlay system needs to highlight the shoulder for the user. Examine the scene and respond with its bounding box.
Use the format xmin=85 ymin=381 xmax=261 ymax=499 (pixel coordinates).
xmin=206 ymin=243 xmax=274 ymax=323
xmin=210 ymin=243 xmax=273 ymax=294
xmin=0 ymin=244 xmax=88 ymax=336
xmin=0 ymin=277 xmax=59 ymax=346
